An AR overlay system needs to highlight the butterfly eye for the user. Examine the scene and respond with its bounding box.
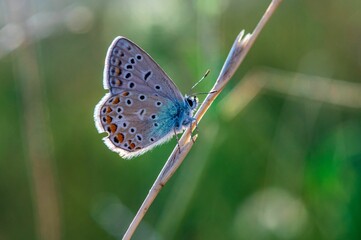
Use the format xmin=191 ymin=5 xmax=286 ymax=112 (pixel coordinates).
xmin=129 ymin=127 xmax=136 ymax=134
xmin=155 ymin=101 xmax=162 ymax=107
xmin=186 ymin=96 xmax=198 ymax=109
xmin=186 ymin=98 xmax=193 ymax=107
xmin=154 ymin=85 xmax=161 ymax=90
xmin=150 ymin=137 xmax=155 ymax=142
xmin=129 ymin=58 xmax=135 ymax=64
xmin=136 ymin=54 xmax=142 ymax=61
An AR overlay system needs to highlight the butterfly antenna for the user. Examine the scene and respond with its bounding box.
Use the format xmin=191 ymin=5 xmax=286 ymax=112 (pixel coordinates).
xmin=191 ymin=69 xmax=210 ymax=91
xmin=192 ymin=90 xmax=217 ymax=96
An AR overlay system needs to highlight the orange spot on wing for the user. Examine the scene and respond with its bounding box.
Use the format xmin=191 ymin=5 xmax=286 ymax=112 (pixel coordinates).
xmin=109 ymin=124 xmax=117 ymax=133
xmin=106 ymin=116 xmax=112 ymax=124
xmin=122 ymin=92 xmax=129 ymax=96
xmin=127 ymin=140 xmax=136 ymax=150
xmin=113 ymin=97 xmax=120 ymax=104
xmin=106 ymin=107 xmax=113 ymax=113
xmin=114 ymin=67 xmax=120 ymax=76
xmin=117 ymin=133 xmax=124 ymax=143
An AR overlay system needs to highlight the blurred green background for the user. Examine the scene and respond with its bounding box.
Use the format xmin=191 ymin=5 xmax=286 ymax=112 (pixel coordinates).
xmin=1 ymin=0 xmax=361 ymax=239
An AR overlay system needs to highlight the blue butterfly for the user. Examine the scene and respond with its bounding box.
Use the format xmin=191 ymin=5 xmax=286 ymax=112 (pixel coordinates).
xmin=94 ymin=37 xmax=198 ymax=159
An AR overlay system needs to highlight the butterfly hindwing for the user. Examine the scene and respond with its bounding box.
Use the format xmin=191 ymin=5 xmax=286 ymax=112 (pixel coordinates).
xmin=95 ymin=90 xmax=180 ymax=158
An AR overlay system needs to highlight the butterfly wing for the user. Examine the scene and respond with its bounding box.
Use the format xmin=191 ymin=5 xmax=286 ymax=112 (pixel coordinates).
xmin=94 ymin=37 xmax=185 ymax=159
xmin=103 ymin=37 xmax=184 ymax=101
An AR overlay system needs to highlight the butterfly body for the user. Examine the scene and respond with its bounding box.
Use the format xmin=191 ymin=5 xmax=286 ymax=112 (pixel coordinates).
xmin=94 ymin=37 xmax=198 ymax=159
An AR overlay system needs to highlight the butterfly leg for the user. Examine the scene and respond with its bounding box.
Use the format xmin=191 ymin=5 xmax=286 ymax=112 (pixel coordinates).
xmin=174 ymin=128 xmax=181 ymax=153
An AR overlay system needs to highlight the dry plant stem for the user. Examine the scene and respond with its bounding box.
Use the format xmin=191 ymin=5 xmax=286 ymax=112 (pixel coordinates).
xmin=253 ymin=69 xmax=361 ymax=109
xmin=122 ymin=137 xmax=197 ymax=240
xmin=122 ymin=0 xmax=283 ymax=239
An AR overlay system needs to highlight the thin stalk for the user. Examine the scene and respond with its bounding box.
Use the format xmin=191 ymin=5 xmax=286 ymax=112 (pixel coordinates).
xmin=122 ymin=0 xmax=283 ymax=239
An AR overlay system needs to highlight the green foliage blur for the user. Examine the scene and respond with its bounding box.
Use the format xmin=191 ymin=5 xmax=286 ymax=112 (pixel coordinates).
xmin=1 ymin=0 xmax=361 ymax=239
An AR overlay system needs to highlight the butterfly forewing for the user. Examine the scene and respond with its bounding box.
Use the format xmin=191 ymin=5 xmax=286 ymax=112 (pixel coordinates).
xmin=104 ymin=37 xmax=184 ymax=101
xmin=96 ymin=91 xmax=178 ymax=158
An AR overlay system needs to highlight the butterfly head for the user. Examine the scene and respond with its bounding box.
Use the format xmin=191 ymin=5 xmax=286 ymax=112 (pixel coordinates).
xmin=185 ymin=95 xmax=198 ymax=111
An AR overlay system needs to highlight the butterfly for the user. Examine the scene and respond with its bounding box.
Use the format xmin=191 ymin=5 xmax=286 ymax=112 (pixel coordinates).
xmin=94 ymin=37 xmax=198 ymax=159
